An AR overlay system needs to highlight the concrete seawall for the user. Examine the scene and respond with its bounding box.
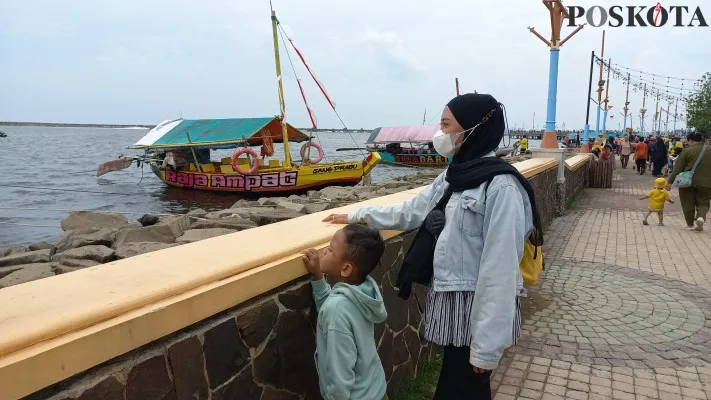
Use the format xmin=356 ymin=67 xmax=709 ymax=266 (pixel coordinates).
xmin=0 ymin=155 xmax=590 ymax=400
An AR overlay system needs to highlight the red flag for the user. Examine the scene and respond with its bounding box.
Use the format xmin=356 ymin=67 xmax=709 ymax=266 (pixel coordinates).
xmin=286 ymin=36 xmax=336 ymax=110
xmin=296 ymin=78 xmax=318 ymax=129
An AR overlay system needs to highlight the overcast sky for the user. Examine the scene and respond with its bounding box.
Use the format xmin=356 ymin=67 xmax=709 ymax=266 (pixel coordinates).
xmin=1 ymin=0 xmax=709 ymax=131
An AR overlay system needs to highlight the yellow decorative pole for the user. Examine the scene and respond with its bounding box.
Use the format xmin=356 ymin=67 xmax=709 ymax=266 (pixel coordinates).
xmin=622 ymin=72 xmax=630 ymax=132
xmin=595 ymin=30 xmax=606 ymax=137
xmin=270 ymin=8 xmax=292 ymax=168
xmin=602 ymin=58 xmax=612 ymax=133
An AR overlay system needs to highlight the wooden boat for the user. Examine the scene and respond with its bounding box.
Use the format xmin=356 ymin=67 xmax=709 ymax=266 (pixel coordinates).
xmin=97 ymin=7 xmax=380 ymax=195
xmin=0 ymin=131 xmax=7 ymax=138
xmin=365 ymin=124 xmax=451 ymax=167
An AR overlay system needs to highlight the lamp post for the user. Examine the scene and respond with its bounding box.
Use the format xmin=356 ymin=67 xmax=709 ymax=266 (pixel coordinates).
xmin=528 ymin=0 xmax=585 ymax=149
xmin=622 ymin=72 xmax=630 ymax=132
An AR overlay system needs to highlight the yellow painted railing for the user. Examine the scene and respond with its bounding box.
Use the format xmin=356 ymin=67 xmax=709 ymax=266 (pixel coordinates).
xmin=0 ymin=158 xmax=559 ymax=400
xmin=565 ymin=154 xmax=591 ymax=171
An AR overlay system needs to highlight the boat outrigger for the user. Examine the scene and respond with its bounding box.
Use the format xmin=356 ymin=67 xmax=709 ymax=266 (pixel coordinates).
xmin=365 ymin=124 xmax=450 ymax=167
xmin=97 ymin=6 xmax=380 ymax=195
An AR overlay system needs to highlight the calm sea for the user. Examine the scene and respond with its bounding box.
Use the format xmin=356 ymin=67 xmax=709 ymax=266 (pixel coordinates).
xmin=0 ymin=126 xmax=538 ymax=246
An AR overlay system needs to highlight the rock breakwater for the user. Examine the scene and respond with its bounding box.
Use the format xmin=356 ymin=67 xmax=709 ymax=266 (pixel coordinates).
xmin=0 ymin=170 xmax=445 ymax=288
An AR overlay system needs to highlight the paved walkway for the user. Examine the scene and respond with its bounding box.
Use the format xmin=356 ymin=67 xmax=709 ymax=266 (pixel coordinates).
xmin=492 ymin=165 xmax=711 ymax=400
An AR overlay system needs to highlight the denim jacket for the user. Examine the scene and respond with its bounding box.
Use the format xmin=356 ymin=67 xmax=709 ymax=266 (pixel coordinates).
xmin=348 ymin=166 xmax=533 ymax=369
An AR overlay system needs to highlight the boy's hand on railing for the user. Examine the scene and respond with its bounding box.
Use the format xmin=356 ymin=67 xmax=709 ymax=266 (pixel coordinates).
xmin=301 ymin=248 xmax=323 ymax=280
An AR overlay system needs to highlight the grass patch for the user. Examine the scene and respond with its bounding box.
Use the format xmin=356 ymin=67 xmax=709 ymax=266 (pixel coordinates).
xmin=394 ymin=352 xmax=442 ymax=400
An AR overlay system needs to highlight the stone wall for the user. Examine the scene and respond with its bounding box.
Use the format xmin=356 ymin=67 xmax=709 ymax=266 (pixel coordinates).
xmin=527 ymin=167 xmax=558 ymax=227
xmin=564 ymin=162 xmax=589 ymax=207
xmin=26 ymin=233 xmax=432 ymax=400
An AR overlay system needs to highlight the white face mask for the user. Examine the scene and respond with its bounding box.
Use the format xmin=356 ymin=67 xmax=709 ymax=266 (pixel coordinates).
xmin=432 ymin=127 xmax=472 ymax=157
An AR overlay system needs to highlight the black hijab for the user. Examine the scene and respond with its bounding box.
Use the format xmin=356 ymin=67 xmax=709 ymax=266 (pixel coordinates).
xmin=444 ymin=93 xmax=543 ymax=247
xmin=448 ymin=93 xmax=505 ymax=164
xmin=653 ymin=136 xmax=668 ymax=159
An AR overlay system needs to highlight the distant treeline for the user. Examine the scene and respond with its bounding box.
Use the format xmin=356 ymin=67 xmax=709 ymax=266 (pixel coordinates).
xmin=0 ymin=121 xmax=156 ymax=128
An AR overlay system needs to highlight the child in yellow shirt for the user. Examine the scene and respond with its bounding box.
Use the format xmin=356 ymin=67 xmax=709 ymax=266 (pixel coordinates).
xmin=640 ymin=178 xmax=673 ymax=226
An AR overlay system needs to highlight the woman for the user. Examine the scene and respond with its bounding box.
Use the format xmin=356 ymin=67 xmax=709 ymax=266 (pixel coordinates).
xmin=323 ymin=93 xmax=542 ymax=399
xmin=605 ymin=136 xmax=616 ymax=168
xmin=652 ymin=136 xmax=668 ymax=177
xmin=620 ymin=136 xmax=632 ymax=169
xmin=667 ymin=133 xmax=711 ymax=231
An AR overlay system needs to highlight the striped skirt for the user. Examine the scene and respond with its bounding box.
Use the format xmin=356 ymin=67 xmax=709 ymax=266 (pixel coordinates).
xmin=423 ymin=289 xmax=521 ymax=347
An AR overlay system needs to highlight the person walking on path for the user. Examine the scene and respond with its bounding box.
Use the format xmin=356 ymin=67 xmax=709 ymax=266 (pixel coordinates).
xmin=323 ymin=93 xmax=541 ymax=400
xmin=652 ymin=136 xmax=669 ymax=177
xmin=640 ymin=177 xmax=673 ymax=226
xmin=620 ymin=136 xmax=632 ymax=169
xmin=667 ymin=133 xmax=711 ymax=231
xmin=635 ymin=139 xmax=649 ymax=174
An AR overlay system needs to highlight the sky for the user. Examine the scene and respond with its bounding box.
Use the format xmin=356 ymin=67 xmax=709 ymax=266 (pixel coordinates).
xmin=1 ymin=0 xmax=710 ymax=131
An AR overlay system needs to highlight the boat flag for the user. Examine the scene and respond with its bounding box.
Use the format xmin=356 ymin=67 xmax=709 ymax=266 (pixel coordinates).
xmin=296 ymin=78 xmax=318 ymax=129
xmin=285 ymin=35 xmax=336 ymax=111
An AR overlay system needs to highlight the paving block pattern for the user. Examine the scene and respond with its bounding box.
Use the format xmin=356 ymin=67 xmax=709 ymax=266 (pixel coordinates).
xmin=493 ymin=167 xmax=711 ymax=400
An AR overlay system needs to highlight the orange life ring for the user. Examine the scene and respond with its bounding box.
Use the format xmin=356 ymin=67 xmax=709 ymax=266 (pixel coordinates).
xmin=300 ymin=142 xmax=324 ymax=164
xmin=231 ymin=147 xmax=259 ymax=175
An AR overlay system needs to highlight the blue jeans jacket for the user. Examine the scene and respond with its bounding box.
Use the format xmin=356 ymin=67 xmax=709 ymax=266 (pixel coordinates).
xmin=348 ymin=168 xmax=533 ymax=369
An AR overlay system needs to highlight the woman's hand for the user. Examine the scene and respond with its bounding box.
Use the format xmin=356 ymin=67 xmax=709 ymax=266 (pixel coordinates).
xmin=472 ymin=366 xmax=489 ymax=374
xmin=301 ymin=248 xmax=323 ymax=280
xmin=322 ymin=214 xmax=348 ymax=224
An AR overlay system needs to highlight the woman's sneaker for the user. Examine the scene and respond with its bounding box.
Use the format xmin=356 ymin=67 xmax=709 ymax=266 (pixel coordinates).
xmin=684 ymin=225 xmax=696 ymax=231
xmin=695 ymin=218 xmax=704 ymax=232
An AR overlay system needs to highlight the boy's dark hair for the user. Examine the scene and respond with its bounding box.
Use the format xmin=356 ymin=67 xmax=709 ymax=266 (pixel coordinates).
xmin=342 ymin=224 xmax=385 ymax=282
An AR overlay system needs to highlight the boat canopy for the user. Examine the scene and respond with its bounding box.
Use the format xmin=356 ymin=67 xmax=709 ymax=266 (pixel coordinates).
xmin=132 ymin=117 xmax=309 ymax=149
xmin=366 ymin=124 xmax=439 ymax=144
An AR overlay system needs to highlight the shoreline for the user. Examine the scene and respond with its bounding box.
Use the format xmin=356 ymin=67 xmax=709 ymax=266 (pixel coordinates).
xmin=0 ymin=121 xmax=155 ymax=129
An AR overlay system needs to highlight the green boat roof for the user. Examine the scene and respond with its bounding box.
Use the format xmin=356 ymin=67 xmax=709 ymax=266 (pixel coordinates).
xmin=132 ymin=117 xmax=309 ymax=149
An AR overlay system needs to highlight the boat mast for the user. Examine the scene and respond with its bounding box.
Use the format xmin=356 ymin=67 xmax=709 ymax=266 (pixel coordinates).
xmin=455 ymin=78 xmax=460 ymax=96
xmin=270 ymin=7 xmax=292 ymax=167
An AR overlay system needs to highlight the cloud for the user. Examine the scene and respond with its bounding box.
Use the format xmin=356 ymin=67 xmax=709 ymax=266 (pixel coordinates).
xmin=356 ymin=27 xmax=428 ymax=80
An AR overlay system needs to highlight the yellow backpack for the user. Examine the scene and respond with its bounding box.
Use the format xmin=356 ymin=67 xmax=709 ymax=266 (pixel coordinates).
xmin=519 ymin=234 xmax=544 ymax=286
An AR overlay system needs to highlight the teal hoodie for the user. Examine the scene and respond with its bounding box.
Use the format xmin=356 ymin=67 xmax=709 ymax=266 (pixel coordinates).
xmin=311 ymin=275 xmax=388 ymax=400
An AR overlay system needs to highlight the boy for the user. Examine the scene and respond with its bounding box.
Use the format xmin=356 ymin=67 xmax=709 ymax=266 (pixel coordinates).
xmin=640 ymin=177 xmax=673 ymax=226
xmin=301 ymin=224 xmax=388 ymax=400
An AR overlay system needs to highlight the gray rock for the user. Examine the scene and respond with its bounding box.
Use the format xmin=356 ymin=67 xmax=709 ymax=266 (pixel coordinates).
xmin=0 ymin=265 xmax=22 ymax=279
xmin=228 ymin=208 xmax=304 ymax=226
xmin=304 ymin=203 xmax=331 ymax=214
xmin=186 ymin=208 xmax=208 ymax=219
xmin=113 ymin=215 xmax=189 ymax=247
xmin=189 ymin=217 xmax=257 ymax=231
xmin=55 ymin=227 xmax=116 ymax=252
xmin=114 ymin=242 xmax=179 ymax=259
xmin=276 ymin=201 xmax=307 ymax=214
xmin=52 ymin=245 xmax=115 ymax=264
xmin=176 ymin=228 xmax=237 ymax=244
xmin=0 ymin=246 xmax=29 ymax=257
xmin=232 ymin=199 xmax=255 ymax=208
xmin=319 ymin=186 xmax=353 ymax=200
xmin=0 ymin=263 xmax=54 ymax=288
xmin=287 ymin=194 xmax=303 ymax=201
xmin=0 ymin=249 xmax=51 ymax=268
xmin=28 ymin=241 xmax=54 ymax=251
xmin=204 ymin=209 xmax=245 ymax=219
xmin=52 ymin=265 xmax=86 ymax=274
xmin=60 ymin=211 xmax=129 ymax=231
xmin=53 ymin=258 xmax=101 ymax=269
xmin=307 ymin=190 xmax=322 ymax=200
xmin=257 ymin=197 xmax=281 ymax=206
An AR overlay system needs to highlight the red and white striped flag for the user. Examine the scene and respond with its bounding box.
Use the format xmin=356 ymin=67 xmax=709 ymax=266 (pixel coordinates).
xmin=285 ymin=35 xmax=337 ymax=111
xmin=296 ymin=78 xmax=318 ymax=129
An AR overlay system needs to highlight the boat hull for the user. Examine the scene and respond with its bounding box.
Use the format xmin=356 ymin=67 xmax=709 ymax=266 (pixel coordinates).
xmin=374 ymin=151 xmax=450 ymax=167
xmin=150 ymin=153 xmax=380 ymax=195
